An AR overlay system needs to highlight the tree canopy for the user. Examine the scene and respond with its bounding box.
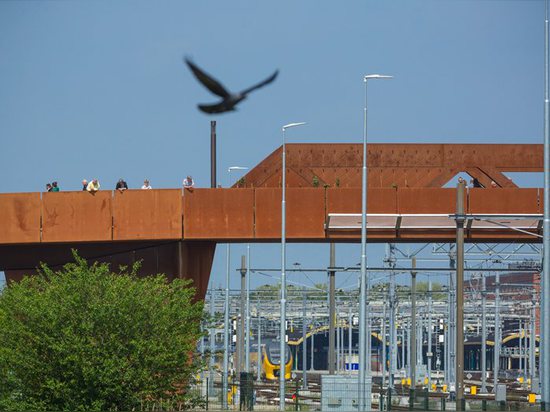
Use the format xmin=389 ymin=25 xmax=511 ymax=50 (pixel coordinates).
xmin=0 ymin=253 xmax=204 ymax=411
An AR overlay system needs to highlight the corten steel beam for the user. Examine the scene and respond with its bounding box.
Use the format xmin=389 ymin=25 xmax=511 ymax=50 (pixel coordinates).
xmin=237 ymin=143 xmax=542 ymax=189
xmin=2 ymin=240 xmax=215 ymax=299
xmin=0 ymin=187 xmax=545 ymax=247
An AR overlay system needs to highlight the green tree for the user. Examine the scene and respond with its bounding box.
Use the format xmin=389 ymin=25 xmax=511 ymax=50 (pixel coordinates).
xmin=0 ymin=253 xmax=204 ymax=411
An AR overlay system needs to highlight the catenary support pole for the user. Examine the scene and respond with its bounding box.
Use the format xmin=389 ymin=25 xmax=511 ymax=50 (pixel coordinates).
xmin=302 ymin=288 xmax=308 ymax=389
xmin=238 ymin=255 xmax=246 ymax=375
xmin=428 ymin=278 xmax=433 ymax=389
xmin=456 ymin=181 xmax=465 ymax=411
xmin=530 ymin=292 xmax=537 ymax=387
xmin=388 ymin=244 xmax=397 ymax=391
xmin=329 ymin=243 xmax=336 ymax=374
xmin=481 ymin=273 xmax=487 ymax=393
xmin=223 ymin=245 xmax=230 ymax=409
xmin=246 ymin=244 xmax=251 ymax=373
xmin=494 ymin=271 xmax=501 ymax=393
xmin=410 ymin=257 xmax=417 ymax=404
xmin=257 ymin=300 xmax=262 ymax=383
xmin=209 ymin=289 xmax=216 ymax=395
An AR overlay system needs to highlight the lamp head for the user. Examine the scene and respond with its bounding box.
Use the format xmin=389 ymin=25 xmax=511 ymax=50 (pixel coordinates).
xmin=364 ymin=74 xmax=393 ymax=81
xmin=282 ymin=122 xmax=307 ymax=131
xmin=228 ymin=166 xmax=249 ymax=172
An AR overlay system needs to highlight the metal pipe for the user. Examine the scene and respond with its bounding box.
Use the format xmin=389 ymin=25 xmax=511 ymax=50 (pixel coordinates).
xmin=210 ymin=120 xmax=216 ymax=188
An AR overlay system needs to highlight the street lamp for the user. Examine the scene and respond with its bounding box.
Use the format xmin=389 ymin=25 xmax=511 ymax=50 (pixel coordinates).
xmin=542 ymin=0 xmax=550 ymax=407
xmin=359 ymin=74 xmax=392 ymax=411
xmin=280 ymin=122 xmax=307 ymax=411
xmin=223 ymin=165 xmax=249 ymax=409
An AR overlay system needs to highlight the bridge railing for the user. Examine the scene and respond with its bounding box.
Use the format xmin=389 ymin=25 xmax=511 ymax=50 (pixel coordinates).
xmin=0 ymin=187 xmax=543 ymax=244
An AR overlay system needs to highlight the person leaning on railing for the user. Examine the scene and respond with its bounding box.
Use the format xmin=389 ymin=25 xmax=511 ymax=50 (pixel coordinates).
xmin=86 ymin=179 xmax=100 ymax=193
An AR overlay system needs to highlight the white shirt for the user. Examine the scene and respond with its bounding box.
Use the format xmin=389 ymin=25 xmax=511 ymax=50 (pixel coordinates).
xmin=141 ymin=184 xmax=152 ymax=190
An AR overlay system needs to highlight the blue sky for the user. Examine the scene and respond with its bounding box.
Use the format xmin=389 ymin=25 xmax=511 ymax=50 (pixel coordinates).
xmin=0 ymin=0 xmax=545 ymax=290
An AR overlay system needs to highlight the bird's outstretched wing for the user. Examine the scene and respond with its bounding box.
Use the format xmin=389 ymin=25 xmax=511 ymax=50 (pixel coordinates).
xmin=240 ymin=70 xmax=279 ymax=96
xmin=185 ymin=58 xmax=231 ymax=98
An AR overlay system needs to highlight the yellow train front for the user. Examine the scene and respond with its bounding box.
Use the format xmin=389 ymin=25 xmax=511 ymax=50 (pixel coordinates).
xmin=262 ymin=342 xmax=293 ymax=380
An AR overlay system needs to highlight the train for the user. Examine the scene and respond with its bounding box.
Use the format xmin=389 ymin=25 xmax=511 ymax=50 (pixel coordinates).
xmin=261 ymin=341 xmax=293 ymax=380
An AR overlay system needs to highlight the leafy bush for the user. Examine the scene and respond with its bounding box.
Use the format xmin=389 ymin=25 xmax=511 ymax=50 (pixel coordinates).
xmin=0 ymin=253 xmax=204 ymax=411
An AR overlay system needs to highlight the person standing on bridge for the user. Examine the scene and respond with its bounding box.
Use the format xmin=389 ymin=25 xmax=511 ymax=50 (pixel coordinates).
xmin=141 ymin=179 xmax=152 ymax=190
xmin=82 ymin=179 xmax=88 ymax=191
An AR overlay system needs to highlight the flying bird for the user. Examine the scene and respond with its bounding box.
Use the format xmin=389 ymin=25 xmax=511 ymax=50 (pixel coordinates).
xmin=185 ymin=58 xmax=279 ymax=114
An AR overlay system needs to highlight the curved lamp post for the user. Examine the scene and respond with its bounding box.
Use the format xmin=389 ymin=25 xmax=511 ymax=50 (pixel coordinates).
xmin=280 ymin=122 xmax=307 ymax=411
xmin=359 ymin=74 xmax=392 ymax=411
xmin=223 ymin=166 xmax=249 ymax=409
